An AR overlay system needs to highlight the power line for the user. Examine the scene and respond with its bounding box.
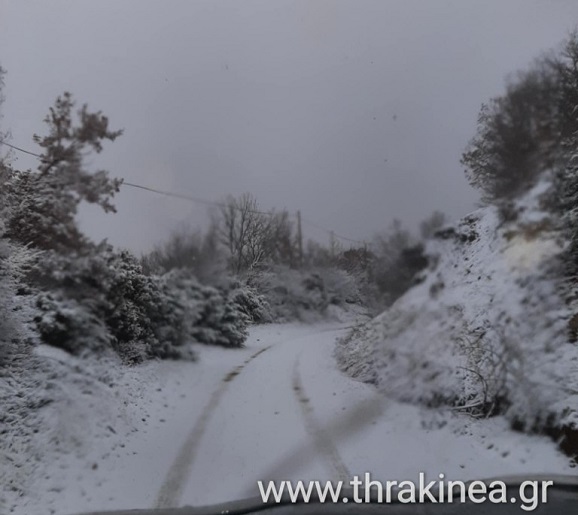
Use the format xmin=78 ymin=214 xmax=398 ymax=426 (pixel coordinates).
xmin=123 ymin=181 xmax=223 ymax=208
xmin=0 ymin=139 xmax=43 ymax=158
xmin=122 ymin=181 xmax=274 ymax=216
xmin=0 ymin=138 xmax=366 ymax=246
xmin=0 ymin=139 xmax=270 ymax=214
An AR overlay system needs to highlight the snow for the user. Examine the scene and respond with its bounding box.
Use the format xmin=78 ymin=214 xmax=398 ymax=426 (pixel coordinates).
xmin=337 ymin=178 xmax=578 ymax=429
xmin=3 ymin=320 xmax=574 ymax=515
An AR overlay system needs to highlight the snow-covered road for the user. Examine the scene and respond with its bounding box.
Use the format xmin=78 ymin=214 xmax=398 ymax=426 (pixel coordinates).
xmin=11 ymin=322 xmax=574 ymax=515
xmin=157 ymin=324 xmax=370 ymax=508
xmin=146 ymin=322 xmax=575 ymax=510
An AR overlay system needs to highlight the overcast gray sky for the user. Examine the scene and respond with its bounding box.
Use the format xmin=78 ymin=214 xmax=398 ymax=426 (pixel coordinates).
xmin=1 ymin=0 xmax=577 ymax=252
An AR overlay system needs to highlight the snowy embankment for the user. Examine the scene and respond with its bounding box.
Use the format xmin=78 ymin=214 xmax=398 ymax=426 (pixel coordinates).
xmin=337 ymin=179 xmax=578 ymax=435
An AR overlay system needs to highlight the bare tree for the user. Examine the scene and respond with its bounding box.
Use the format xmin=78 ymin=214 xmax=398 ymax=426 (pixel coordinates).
xmin=216 ymin=193 xmax=272 ymax=274
xmin=263 ymin=210 xmax=297 ymax=267
xmin=215 ymin=194 xmax=301 ymax=273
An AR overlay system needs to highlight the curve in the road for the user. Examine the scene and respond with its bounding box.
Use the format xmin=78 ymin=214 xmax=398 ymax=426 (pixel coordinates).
xmin=154 ymin=345 xmax=272 ymax=509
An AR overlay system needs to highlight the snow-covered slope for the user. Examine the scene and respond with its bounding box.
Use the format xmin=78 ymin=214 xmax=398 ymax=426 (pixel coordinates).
xmin=337 ymin=179 xmax=578 ymax=432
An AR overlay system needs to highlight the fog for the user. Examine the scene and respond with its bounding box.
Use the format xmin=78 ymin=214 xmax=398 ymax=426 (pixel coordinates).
xmin=1 ymin=0 xmax=577 ymax=252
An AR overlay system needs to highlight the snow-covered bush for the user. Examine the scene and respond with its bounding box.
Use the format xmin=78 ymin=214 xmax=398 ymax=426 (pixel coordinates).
xmin=248 ymin=264 xmax=363 ymax=322
xmin=227 ymin=283 xmax=273 ymax=324
xmin=32 ymin=249 xmax=251 ymax=361
xmin=150 ymin=270 xmax=249 ymax=352
xmin=0 ymin=242 xmax=38 ymax=366
xmin=249 ymin=266 xmax=327 ymax=321
xmin=189 ymin=282 xmax=249 ymax=348
xmin=0 ymin=162 xmax=39 ymax=366
xmin=34 ymin=292 xmax=109 ymax=354
xmin=145 ymin=271 xmax=197 ymax=358
xmin=102 ymin=250 xmax=160 ymax=361
xmin=32 ymin=246 xmax=157 ymax=363
xmin=315 ymin=267 xmax=362 ymax=306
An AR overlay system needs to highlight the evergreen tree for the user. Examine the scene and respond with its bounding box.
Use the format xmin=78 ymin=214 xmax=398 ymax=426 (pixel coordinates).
xmin=5 ymin=92 xmax=122 ymax=253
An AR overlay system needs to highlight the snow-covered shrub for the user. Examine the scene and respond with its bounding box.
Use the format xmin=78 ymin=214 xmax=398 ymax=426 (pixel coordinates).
xmin=0 ymin=242 xmax=38 ymax=366
xmin=249 ymin=266 xmax=327 ymax=321
xmin=315 ymin=267 xmax=362 ymax=306
xmin=148 ymin=270 xmax=248 ymax=353
xmin=248 ymin=264 xmax=363 ymax=322
xmin=32 ymin=246 xmax=157 ymax=363
xmin=102 ymin=250 xmax=160 ymax=361
xmin=34 ymin=292 xmax=109 ymax=355
xmin=0 ymin=160 xmax=38 ymax=366
xmin=227 ymin=283 xmax=273 ymax=324
xmin=146 ymin=271 xmax=198 ymax=359
xmin=31 ymin=248 xmax=250 ymax=361
xmin=189 ymin=282 xmax=249 ymax=348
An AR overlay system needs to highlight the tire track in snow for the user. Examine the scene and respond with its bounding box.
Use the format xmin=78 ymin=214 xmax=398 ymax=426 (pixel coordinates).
xmin=154 ymin=345 xmax=271 ymax=509
xmin=292 ymin=357 xmax=351 ymax=483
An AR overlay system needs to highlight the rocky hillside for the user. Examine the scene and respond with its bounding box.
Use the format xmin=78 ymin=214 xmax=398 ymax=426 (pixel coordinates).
xmin=337 ymin=178 xmax=578 ymax=442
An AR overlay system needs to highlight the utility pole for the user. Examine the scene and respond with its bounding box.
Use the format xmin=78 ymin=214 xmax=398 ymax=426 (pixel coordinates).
xmin=296 ymin=210 xmax=303 ymax=268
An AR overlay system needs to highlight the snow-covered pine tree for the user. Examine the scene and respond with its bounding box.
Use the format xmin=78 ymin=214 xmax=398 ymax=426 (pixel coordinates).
xmin=5 ymin=92 xmax=122 ymax=253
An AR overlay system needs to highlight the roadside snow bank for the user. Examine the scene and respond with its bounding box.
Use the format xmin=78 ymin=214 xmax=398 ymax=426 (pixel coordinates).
xmin=337 ymin=179 xmax=578 ymax=432
xmin=1 ymin=344 xmax=155 ymax=515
